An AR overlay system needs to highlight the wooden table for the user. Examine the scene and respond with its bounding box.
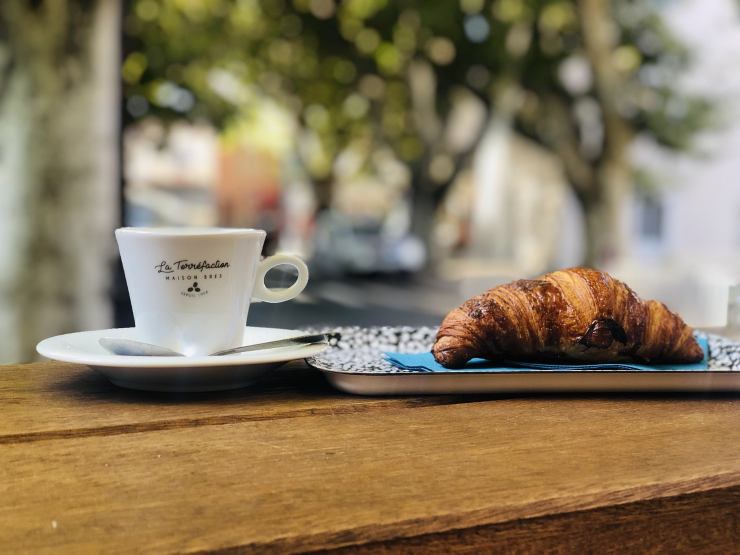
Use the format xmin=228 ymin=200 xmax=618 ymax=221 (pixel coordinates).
xmin=2 ymin=360 xmax=739 ymax=553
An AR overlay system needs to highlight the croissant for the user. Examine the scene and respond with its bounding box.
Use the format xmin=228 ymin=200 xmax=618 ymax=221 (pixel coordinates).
xmin=433 ymin=267 xmax=703 ymax=368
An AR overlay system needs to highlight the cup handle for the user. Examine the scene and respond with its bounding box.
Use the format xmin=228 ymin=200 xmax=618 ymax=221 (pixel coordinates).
xmin=252 ymin=253 xmax=309 ymax=303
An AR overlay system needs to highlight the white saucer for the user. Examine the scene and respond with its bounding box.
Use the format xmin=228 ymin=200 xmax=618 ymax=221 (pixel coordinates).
xmin=36 ymin=327 xmax=328 ymax=393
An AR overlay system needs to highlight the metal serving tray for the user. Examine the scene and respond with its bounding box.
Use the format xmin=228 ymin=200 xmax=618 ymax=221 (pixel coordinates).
xmin=306 ymin=327 xmax=740 ymax=396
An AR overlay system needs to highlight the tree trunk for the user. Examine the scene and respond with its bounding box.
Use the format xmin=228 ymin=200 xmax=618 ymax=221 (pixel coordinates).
xmin=0 ymin=0 xmax=120 ymax=362
xmin=409 ymin=172 xmax=437 ymax=251
xmin=581 ymin=197 xmax=605 ymax=269
xmin=578 ymin=167 xmax=630 ymax=268
xmin=578 ymin=0 xmax=634 ymax=267
xmin=312 ymin=174 xmax=334 ymax=214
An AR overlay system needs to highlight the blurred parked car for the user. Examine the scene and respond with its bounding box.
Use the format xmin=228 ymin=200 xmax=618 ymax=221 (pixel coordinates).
xmin=312 ymin=212 xmax=426 ymax=277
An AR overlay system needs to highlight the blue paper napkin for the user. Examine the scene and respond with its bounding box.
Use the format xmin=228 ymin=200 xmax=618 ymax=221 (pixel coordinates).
xmin=385 ymin=337 xmax=709 ymax=372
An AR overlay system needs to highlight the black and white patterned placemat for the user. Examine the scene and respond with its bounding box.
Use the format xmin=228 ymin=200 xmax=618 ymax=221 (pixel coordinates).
xmin=305 ymin=327 xmax=740 ymax=374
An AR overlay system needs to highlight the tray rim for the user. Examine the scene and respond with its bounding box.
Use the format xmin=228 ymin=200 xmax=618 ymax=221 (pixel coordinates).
xmin=321 ymin=368 xmax=740 ymax=395
xmin=311 ymin=365 xmax=740 ymax=376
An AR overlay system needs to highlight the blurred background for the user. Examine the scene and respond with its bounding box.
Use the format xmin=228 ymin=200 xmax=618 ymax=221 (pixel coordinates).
xmin=1 ymin=0 xmax=739 ymax=363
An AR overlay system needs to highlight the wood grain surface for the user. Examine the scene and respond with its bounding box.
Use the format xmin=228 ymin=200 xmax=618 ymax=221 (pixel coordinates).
xmin=1 ymin=361 xmax=739 ymax=553
xmin=0 ymin=362 xmax=469 ymax=442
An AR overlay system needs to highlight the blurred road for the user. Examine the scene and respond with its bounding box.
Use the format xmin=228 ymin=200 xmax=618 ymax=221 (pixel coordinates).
xmin=249 ymin=275 xmax=458 ymax=328
xmin=114 ymin=272 xmax=460 ymax=330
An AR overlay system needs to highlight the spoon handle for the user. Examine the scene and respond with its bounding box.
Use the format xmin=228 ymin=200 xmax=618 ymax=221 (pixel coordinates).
xmin=209 ymin=334 xmax=329 ymax=356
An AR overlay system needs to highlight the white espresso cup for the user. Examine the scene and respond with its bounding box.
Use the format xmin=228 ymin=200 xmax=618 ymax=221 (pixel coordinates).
xmin=115 ymin=227 xmax=309 ymax=356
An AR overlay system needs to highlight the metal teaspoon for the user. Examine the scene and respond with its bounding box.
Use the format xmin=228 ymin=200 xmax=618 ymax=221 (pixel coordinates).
xmin=98 ymin=333 xmax=330 ymax=357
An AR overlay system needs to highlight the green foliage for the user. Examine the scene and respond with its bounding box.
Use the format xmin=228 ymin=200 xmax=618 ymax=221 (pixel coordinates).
xmin=124 ymin=0 xmax=711 ymax=182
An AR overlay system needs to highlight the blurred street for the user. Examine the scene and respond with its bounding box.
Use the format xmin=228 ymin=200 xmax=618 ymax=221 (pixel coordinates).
xmin=252 ymin=275 xmax=458 ymax=328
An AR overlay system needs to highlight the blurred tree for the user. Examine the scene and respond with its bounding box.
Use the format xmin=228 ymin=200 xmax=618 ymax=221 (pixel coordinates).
xmin=0 ymin=0 xmax=120 ymax=361
xmin=124 ymin=0 xmax=710 ymax=266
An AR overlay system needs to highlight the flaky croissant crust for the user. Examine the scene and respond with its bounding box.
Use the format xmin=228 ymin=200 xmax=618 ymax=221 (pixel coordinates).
xmin=433 ymin=267 xmax=703 ymax=368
